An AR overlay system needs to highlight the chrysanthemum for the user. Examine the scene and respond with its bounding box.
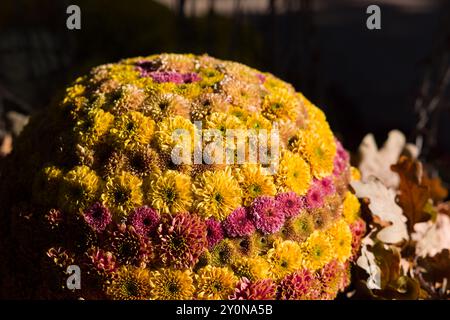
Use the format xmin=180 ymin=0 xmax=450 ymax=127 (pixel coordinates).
xmin=108 ymin=84 xmax=147 ymax=114
xmin=349 ymin=218 xmax=366 ymax=260
xmin=108 ymin=223 xmax=151 ymax=266
xmin=45 ymin=208 xmax=63 ymax=230
xmin=310 ymin=207 xmax=333 ymax=230
xmin=332 ymin=139 xmax=349 ymax=176
xmin=277 ymin=151 xmax=311 ymax=196
xmin=83 ymin=202 xmax=112 ymax=232
xmin=192 ymin=168 xmax=242 ymax=221
xmin=146 ymin=170 xmax=192 ymax=214
xmin=230 ymin=278 xmax=276 ymax=300
xmin=261 ymin=88 xmax=298 ymax=121
xmin=325 ymin=219 xmax=352 ymax=263
xmin=195 ymin=266 xmax=238 ymax=300
xmin=222 ymin=207 xmax=255 ymax=238
xmin=58 ymin=165 xmax=100 ymax=213
xmin=74 ymin=108 xmax=114 ymax=146
xmin=236 ymin=164 xmax=277 ymax=206
xmin=205 ymin=218 xmax=224 ymax=249
xmin=281 ymin=212 xmax=315 ymax=242
xmin=251 ymin=232 xmax=277 ymax=255
xmin=278 ymin=269 xmax=320 ymax=300
xmin=142 ymin=92 xmax=190 ymax=121
xmin=231 ymin=257 xmax=269 ymax=281
xmin=101 ymin=171 xmax=143 ymax=221
xmin=149 ymin=268 xmax=195 ymax=300
xmin=316 ymin=177 xmax=335 ymax=196
xmin=245 ymin=113 xmax=272 ymax=131
xmin=266 ymin=240 xmax=303 ymax=279
xmin=109 ymin=110 xmax=155 ymax=149
xmin=128 ymin=206 xmax=160 ymax=238
xmin=157 ymin=212 xmax=207 ymax=269
xmin=275 ymin=192 xmax=305 ymax=218
xmin=210 ymin=239 xmax=237 ymax=267
xmin=342 ymin=191 xmax=360 ymax=224
xmin=305 ymin=184 xmax=325 ymax=209
xmin=204 ymin=112 xmax=245 ymax=134
xmin=126 ymin=146 xmax=163 ymax=178
xmin=155 ymin=115 xmax=195 ymax=155
xmin=106 ymin=266 xmax=152 ymax=300
xmin=86 ymin=246 xmax=117 ymax=276
xmin=190 ymin=93 xmax=228 ymax=120
xmin=317 ymin=260 xmax=345 ymax=300
xmin=250 ymin=196 xmax=285 ymax=235
xmin=300 ymin=230 xmax=333 ymax=271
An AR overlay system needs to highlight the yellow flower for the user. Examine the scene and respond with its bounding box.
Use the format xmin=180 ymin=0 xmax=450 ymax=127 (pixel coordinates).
xmin=350 ymin=166 xmax=361 ymax=181
xmin=101 ymin=171 xmax=143 ymax=220
xmin=195 ymin=266 xmax=237 ymax=300
xmin=107 ymin=266 xmax=151 ymax=300
xmin=75 ymin=108 xmax=114 ymax=145
xmin=109 ymin=111 xmax=155 ymax=149
xmin=266 ymin=239 xmax=303 ymax=279
xmin=210 ymin=239 xmax=237 ymax=267
xmin=281 ymin=211 xmax=315 ymax=242
xmin=342 ymin=191 xmax=360 ymax=224
xmin=155 ymin=115 xmax=195 ymax=155
xmin=146 ymin=170 xmax=192 ymax=214
xmin=245 ymin=113 xmax=272 ymax=131
xmin=262 ymin=88 xmax=298 ymax=121
xmin=235 ymin=164 xmax=276 ymax=206
xmin=300 ymin=230 xmax=333 ymax=271
xmin=277 ymin=150 xmax=311 ymax=196
xmin=149 ymin=268 xmax=194 ymax=300
xmin=232 ymin=257 xmax=269 ymax=281
xmin=192 ymin=168 xmax=242 ymax=220
xmin=326 ymin=219 xmax=352 ymax=263
xmin=205 ymin=112 xmax=245 ymax=134
xmin=58 ymin=165 xmax=100 ymax=213
xmin=142 ymin=92 xmax=190 ymax=122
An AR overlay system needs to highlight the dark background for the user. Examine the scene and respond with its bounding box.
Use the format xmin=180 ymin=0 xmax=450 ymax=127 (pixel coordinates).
xmin=0 ymin=0 xmax=449 ymax=180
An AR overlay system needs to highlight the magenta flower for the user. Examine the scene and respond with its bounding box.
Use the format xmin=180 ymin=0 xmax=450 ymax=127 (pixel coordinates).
xmin=222 ymin=207 xmax=255 ymax=238
xmin=275 ymin=192 xmax=305 ymax=218
xmin=140 ymin=70 xmax=201 ymax=84
xmin=230 ymin=278 xmax=276 ymax=300
xmin=256 ymin=73 xmax=266 ymax=83
xmin=127 ymin=206 xmax=160 ymax=238
xmin=250 ymin=196 xmax=285 ymax=234
xmin=205 ymin=218 xmax=224 ymax=249
xmin=306 ymin=185 xmax=324 ymax=209
xmin=83 ymin=202 xmax=112 ymax=232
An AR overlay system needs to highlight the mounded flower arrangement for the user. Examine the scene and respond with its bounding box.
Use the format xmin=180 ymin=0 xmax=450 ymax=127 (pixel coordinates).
xmin=0 ymin=54 xmax=365 ymax=300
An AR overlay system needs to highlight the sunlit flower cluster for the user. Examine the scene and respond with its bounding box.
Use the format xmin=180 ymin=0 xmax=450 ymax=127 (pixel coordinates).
xmin=1 ymin=53 xmax=364 ymax=300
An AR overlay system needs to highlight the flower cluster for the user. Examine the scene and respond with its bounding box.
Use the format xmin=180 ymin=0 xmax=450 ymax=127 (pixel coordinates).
xmin=0 ymin=53 xmax=364 ymax=300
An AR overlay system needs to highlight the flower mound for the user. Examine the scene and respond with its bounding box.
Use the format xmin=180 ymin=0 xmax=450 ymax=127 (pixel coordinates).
xmin=0 ymin=53 xmax=363 ymax=300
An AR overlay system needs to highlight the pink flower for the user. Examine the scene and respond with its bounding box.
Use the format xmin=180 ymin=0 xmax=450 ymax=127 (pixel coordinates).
xmin=127 ymin=206 xmax=160 ymax=238
xmin=250 ymin=196 xmax=285 ymax=234
xmin=317 ymin=177 xmax=335 ymax=196
xmin=83 ymin=202 xmax=112 ymax=232
xmin=86 ymin=247 xmax=117 ymax=274
xmin=275 ymin=192 xmax=305 ymax=218
xmin=278 ymin=270 xmax=320 ymax=300
xmin=205 ymin=218 xmax=224 ymax=249
xmin=306 ymin=185 xmax=324 ymax=209
xmin=333 ymin=139 xmax=349 ymax=176
xmin=222 ymin=207 xmax=255 ymax=238
xmin=230 ymin=278 xmax=276 ymax=300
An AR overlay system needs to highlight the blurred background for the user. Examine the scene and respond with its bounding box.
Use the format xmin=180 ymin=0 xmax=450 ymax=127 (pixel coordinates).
xmin=0 ymin=0 xmax=449 ymax=181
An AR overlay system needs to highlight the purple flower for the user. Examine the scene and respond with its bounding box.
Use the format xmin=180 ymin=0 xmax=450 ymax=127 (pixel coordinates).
xmin=205 ymin=218 xmax=224 ymax=249
xmin=275 ymin=192 xmax=305 ymax=218
xmin=127 ymin=206 xmax=160 ymax=238
xmin=222 ymin=207 xmax=255 ymax=238
xmin=250 ymin=196 xmax=285 ymax=235
xmin=83 ymin=202 xmax=112 ymax=232
xmin=138 ymin=69 xmax=202 ymax=84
